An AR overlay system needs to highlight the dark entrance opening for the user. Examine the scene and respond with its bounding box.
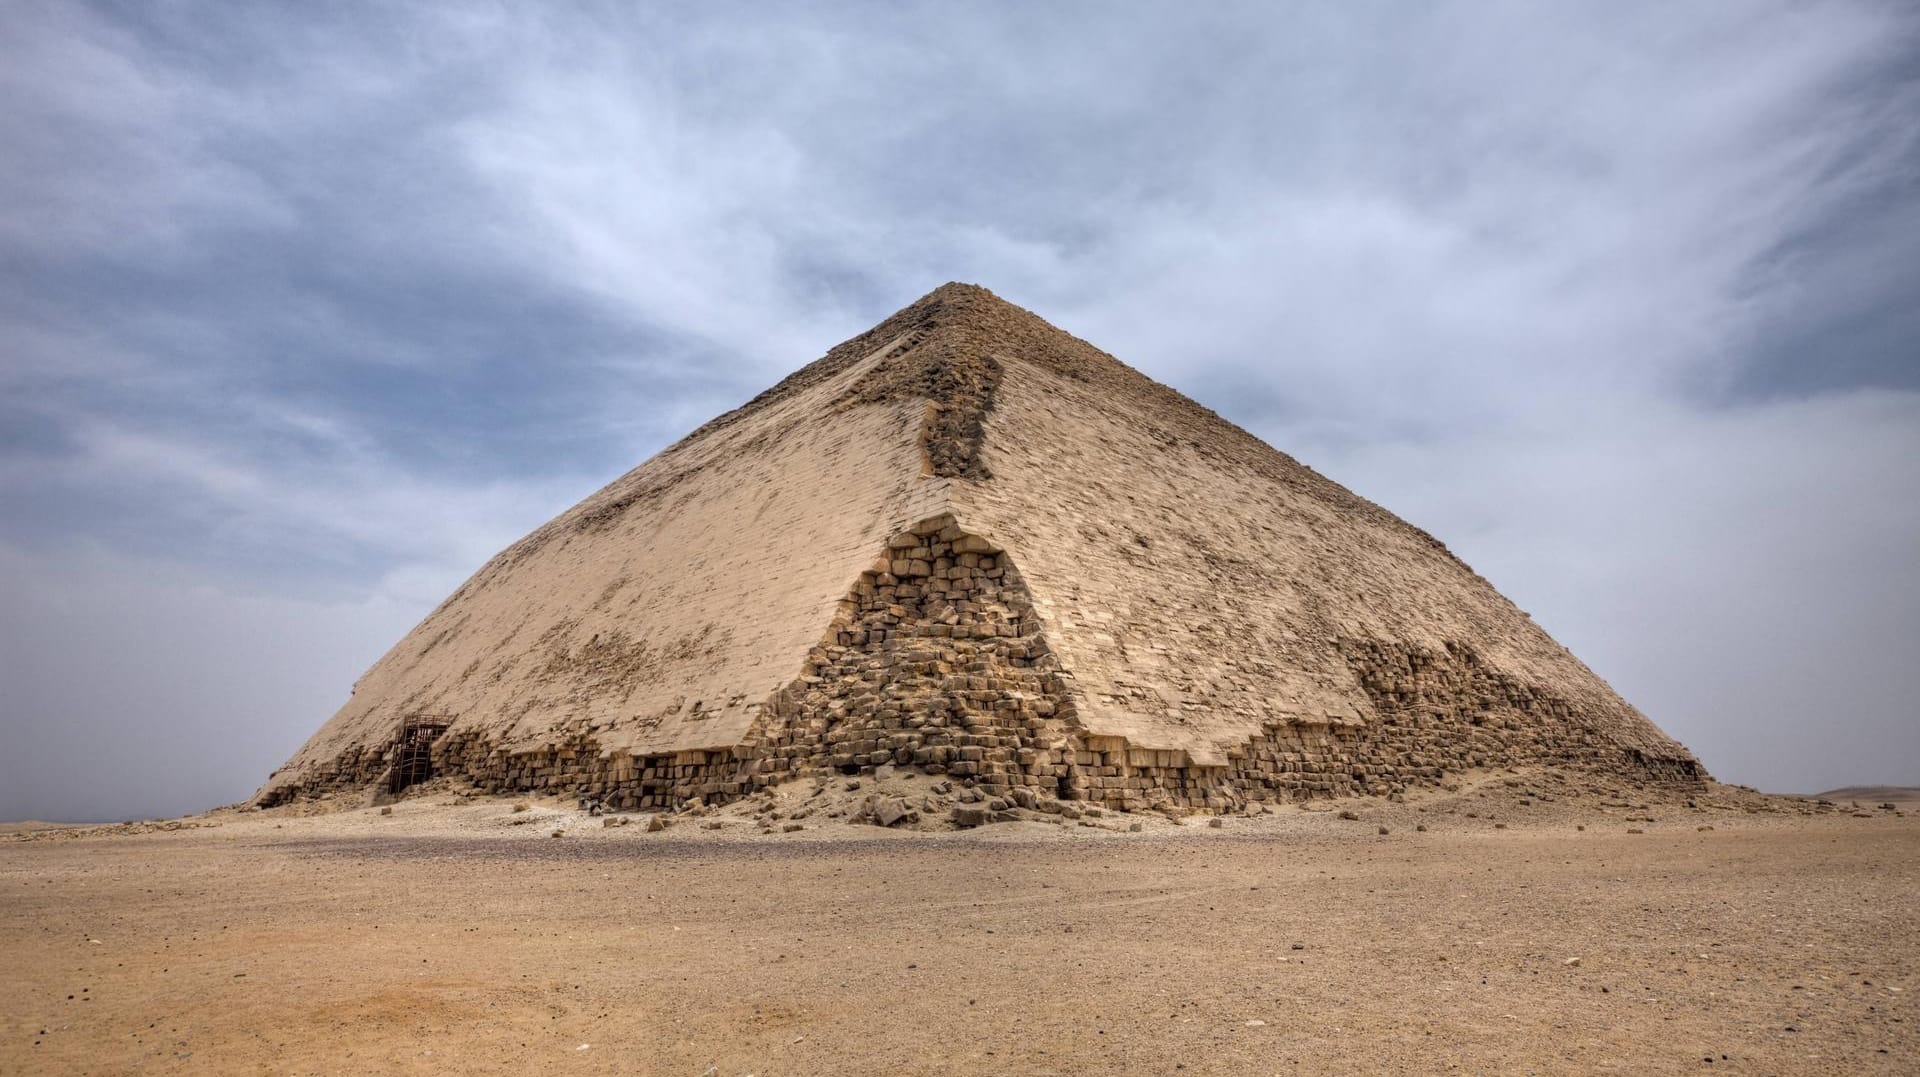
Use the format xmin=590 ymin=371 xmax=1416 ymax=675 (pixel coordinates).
xmin=388 ymin=719 xmax=450 ymax=795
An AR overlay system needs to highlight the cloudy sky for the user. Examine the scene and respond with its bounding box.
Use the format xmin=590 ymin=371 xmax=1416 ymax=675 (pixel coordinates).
xmin=3 ymin=1 xmax=1916 ymax=821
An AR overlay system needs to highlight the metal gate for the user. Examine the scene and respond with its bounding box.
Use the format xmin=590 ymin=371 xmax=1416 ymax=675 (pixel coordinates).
xmin=387 ymin=718 xmax=451 ymax=794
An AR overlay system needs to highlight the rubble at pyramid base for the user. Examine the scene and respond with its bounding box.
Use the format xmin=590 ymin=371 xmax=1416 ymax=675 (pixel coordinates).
xmin=260 ymin=516 xmax=1702 ymax=816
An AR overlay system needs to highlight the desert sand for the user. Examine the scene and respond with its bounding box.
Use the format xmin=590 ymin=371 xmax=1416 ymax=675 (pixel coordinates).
xmin=5 ymin=775 xmax=1914 ymax=1075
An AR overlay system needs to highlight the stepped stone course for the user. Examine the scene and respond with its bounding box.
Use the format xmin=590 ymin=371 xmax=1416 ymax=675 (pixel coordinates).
xmin=258 ymin=283 xmax=1702 ymax=813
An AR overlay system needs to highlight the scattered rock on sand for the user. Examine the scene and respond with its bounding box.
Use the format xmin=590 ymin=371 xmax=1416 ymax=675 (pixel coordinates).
xmin=874 ymin=798 xmax=911 ymax=828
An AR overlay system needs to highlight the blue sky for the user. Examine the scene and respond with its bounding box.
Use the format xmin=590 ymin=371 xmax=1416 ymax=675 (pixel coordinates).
xmin=3 ymin=1 xmax=1917 ymax=819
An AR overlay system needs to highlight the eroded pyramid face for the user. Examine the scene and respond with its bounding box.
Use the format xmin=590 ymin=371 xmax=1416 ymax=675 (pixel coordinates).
xmin=259 ymin=283 xmax=1700 ymax=811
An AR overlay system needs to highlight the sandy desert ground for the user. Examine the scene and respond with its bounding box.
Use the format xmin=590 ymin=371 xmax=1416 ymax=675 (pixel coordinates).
xmin=3 ymin=772 xmax=1915 ymax=1076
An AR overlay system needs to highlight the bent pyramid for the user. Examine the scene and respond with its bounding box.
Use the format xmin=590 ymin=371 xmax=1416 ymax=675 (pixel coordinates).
xmin=259 ymin=283 xmax=1701 ymax=812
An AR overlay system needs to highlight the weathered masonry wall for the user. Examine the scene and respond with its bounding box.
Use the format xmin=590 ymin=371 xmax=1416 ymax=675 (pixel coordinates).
xmin=1125 ymin=639 xmax=1704 ymax=811
xmin=259 ymin=520 xmax=1701 ymax=813
xmin=739 ymin=515 xmax=1080 ymax=793
xmin=257 ymin=726 xmax=751 ymax=811
xmin=1330 ymin=639 xmax=1702 ymax=785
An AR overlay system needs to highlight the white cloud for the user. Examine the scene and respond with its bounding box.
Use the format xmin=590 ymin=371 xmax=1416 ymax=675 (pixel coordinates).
xmin=0 ymin=5 xmax=296 ymax=256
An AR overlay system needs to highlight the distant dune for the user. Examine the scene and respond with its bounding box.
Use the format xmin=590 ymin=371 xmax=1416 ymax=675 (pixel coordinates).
xmin=0 ymin=821 xmax=87 ymax=835
xmin=1814 ymin=786 xmax=1920 ymax=802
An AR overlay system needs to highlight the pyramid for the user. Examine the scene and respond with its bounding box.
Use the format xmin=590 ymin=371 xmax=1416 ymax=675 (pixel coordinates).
xmin=258 ymin=283 xmax=1702 ymax=813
